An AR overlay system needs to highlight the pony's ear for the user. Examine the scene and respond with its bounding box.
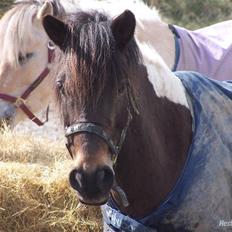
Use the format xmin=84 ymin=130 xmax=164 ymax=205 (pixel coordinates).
xmin=37 ymin=1 xmax=53 ymax=20
xmin=43 ymin=15 xmax=70 ymax=50
xmin=111 ymin=10 xmax=136 ymax=50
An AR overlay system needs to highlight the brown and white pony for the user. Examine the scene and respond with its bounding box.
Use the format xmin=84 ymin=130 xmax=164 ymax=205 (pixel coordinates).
xmin=43 ymin=8 xmax=232 ymax=231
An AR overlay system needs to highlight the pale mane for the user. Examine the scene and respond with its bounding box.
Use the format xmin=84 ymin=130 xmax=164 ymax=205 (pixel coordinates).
xmin=0 ymin=1 xmax=44 ymax=66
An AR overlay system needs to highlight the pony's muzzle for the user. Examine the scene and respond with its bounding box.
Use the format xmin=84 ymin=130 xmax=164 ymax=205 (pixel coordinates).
xmin=69 ymin=165 xmax=114 ymax=205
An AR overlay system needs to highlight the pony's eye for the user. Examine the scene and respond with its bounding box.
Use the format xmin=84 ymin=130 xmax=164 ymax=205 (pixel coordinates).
xmin=18 ymin=52 xmax=34 ymax=65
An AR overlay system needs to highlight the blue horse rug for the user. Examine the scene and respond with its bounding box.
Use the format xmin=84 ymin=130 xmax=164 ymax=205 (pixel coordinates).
xmin=102 ymin=71 xmax=232 ymax=232
xmin=172 ymin=21 xmax=232 ymax=81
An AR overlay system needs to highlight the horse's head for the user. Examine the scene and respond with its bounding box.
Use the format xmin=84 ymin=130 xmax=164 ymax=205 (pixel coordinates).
xmin=43 ymin=10 xmax=140 ymax=205
xmin=0 ymin=0 xmax=64 ymax=127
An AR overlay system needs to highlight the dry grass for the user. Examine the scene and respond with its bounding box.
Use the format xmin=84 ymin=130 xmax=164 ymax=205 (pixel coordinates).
xmin=0 ymin=127 xmax=102 ymax=232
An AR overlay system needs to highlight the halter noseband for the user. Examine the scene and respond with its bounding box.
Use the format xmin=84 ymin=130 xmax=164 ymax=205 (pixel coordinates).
xmin=0 ymin=42 xmax=55 ymax=126
xmin=65 ymin=84 xmax=138 ymax=165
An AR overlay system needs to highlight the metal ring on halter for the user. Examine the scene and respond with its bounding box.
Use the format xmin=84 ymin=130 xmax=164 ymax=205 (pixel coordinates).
xmin=14 ymin=97 xmax=26 ymax=107
xmin=48 ymin=41 xmax=56 ymax=50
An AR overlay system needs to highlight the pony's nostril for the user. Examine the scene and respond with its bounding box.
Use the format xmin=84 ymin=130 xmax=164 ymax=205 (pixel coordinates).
xmin=69 ymin=169 xmax=83 ymax=192
xmin=97 ymin=166 xmax=114 ymax=191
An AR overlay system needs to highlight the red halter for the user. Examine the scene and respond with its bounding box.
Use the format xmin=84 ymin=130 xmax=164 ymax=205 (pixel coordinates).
xmin=0 ymin=43 xmax=55 ymax=126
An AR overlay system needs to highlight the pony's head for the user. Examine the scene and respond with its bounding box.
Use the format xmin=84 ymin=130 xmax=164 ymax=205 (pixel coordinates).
xmin=0 ymin=0 xmax=64 ymax=127
xmin=43 ymin=10 xmax=141 ymax=205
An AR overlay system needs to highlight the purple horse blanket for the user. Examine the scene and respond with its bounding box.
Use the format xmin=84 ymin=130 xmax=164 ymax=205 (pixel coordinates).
xmin=173 ymin=20 xmax=232 ymax=81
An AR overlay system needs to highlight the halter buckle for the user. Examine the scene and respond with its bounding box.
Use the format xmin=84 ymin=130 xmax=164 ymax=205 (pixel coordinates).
xmin=14 ymin=97 xmax=26 ymax=107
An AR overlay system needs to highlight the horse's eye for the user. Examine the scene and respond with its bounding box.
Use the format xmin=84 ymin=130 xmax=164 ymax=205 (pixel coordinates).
xmin=18 ymin=52 xmax=34 ymax=65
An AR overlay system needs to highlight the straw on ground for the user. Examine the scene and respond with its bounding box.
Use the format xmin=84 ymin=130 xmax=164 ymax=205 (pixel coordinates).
xmin=0 ymin=128 xmax=102 ymax=232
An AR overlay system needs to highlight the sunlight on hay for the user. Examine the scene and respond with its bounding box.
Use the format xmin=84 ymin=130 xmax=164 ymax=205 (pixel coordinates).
xmin=0 ymin=127 xmax=102 ymax=232
xmin=0 ymin=125 xmax=66 ymax=164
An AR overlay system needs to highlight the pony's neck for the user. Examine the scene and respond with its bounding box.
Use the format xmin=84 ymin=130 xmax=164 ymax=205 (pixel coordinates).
xmin=113 ymin=47 xmax=192 ymax=218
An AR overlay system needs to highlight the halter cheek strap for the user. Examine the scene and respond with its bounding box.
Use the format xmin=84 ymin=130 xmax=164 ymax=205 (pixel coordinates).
xmin=0 ymin=43 xmax=55 ymax=126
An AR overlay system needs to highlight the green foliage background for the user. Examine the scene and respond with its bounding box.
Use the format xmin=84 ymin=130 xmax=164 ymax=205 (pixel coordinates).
xmin=0 ymin=0 xmax=232 ymax=29
xmin=145 ymin=0 xmax=232 ymax=29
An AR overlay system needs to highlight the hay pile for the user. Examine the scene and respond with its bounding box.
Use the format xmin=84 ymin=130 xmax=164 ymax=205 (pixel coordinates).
xmin=0 ymin=127 xmax=102 ymax=232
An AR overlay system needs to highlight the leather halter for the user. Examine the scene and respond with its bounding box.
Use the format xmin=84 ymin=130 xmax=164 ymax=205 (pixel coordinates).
xmin=65 ymin=84 xmax=138 ymax=164
xmin=0 ymin=42 xmax=55 ymax=126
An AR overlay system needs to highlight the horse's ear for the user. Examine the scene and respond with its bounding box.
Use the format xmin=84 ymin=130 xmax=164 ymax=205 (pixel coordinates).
xmin=37 ymin=1 xmax=53 ymax=20
xmin=43 ymin=15 xmax=70 ymax=50
xmin=111 ymin=10 xmax=136 ymax=50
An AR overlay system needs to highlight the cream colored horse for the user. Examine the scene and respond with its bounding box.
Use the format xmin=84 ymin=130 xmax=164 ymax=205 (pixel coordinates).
xmin=0 ymin=0 xmax=56 ymax=126
xmin=0 ymin=0 xmax=79 ymax=127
